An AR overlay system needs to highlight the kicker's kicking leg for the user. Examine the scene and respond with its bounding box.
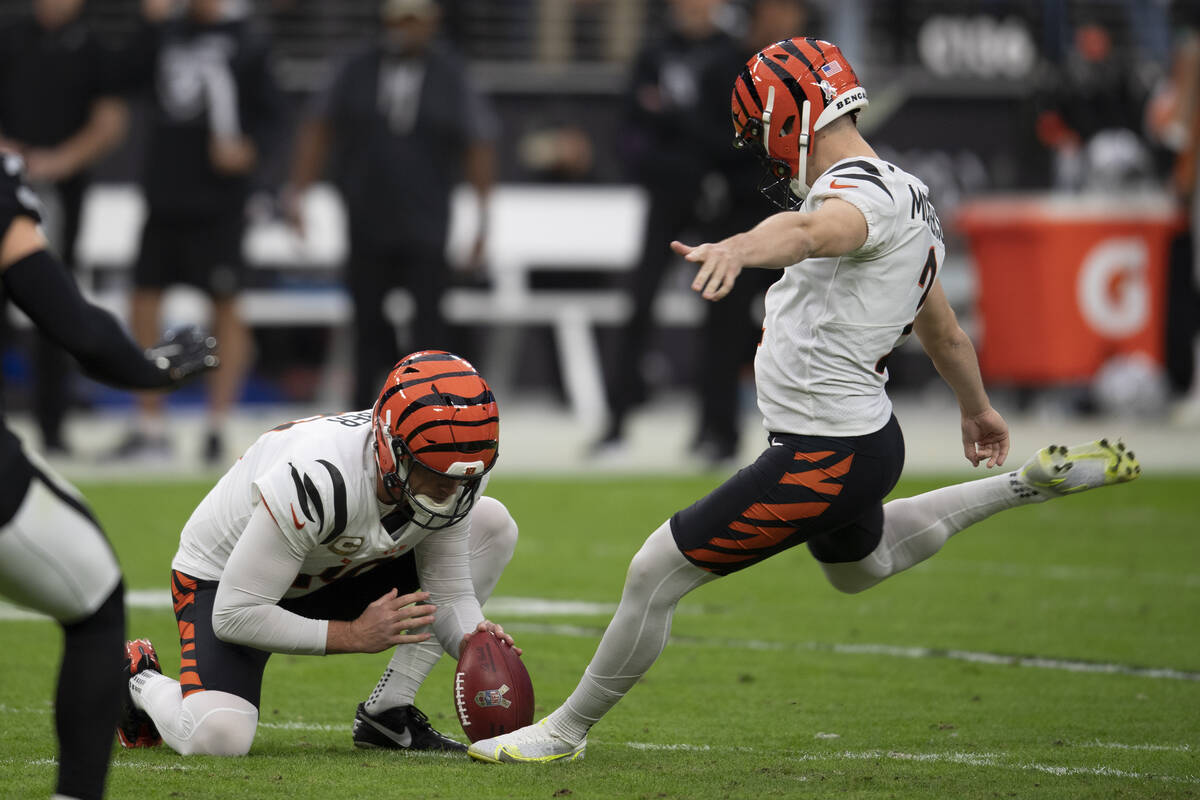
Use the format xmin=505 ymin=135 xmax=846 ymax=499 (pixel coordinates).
xmin=819 ymin=439 xmax=1141 ymax=594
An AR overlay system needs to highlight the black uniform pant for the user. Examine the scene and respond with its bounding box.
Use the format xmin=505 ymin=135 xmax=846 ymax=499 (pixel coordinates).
xmin=605 ymin=178 xmax=702 ymax=427
xmin=694 ymin=265 xmax=777 ymax=451
xmin=692 ymin=179 xmax=776 ymax=452
xmin=171 ymin=553 xmax=420 ymax=708
xmin=671 ymin=416 xmax=906 ymax=575
xmin=605 ymin=173 xmax=775 ymax=450
xmin=1166 ymin=229 xmax=1199 ymax=395
xmin=347 ymin=237 xmax=448 ymax=409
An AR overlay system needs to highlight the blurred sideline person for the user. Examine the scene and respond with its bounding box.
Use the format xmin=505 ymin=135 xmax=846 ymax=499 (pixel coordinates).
xmin=691 ymin=0 xmax=809 ymax=465
xmin=0 ymin=0 xmax=129 ymax=454
xmin=467 ymin=38 xmax=1142 ymax=764
xmin=1034 ymin=19 xmax=1156 ymax=193
xmin=0 ymin=153 xmax=217 ymax=799
xmin=107 ymin=0 xmax=284 ymax=466
xmin=1147 ymin=11 xmax=1200 ymax=414
xmin=593 ymin=0 xmax=748 ymax=457
xmin=120 ymin=351 xmax=520 ymax=756
xmin=286 ymin=0 xmax=499 ymax=410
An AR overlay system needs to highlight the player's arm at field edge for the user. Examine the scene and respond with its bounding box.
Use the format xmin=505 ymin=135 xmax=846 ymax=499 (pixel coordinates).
xmin=0 ymin=215 xmax=192 ymax=389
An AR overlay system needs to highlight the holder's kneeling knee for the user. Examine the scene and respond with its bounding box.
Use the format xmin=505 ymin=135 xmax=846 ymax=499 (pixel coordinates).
xmin=472 ymin=496 xmax=519 ymax=560
xmin=181 ymin=693 xmax=259 ymax=756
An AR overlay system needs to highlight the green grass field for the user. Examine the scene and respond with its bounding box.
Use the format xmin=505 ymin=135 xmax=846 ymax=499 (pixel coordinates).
xmin=2 ymin=473 xmax=1198 ymax=799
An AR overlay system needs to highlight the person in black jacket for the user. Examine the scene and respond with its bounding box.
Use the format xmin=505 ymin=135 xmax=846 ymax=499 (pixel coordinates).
xmin=0 ymin=0 xmax=129 ymax=454
xmin=594 ymin=0 xmax=751 ymax=459
xmin=0 ymin=151 xmax=216 ymax=800
xmin=107 ymin=0 xmax=284 ymax=466
xmin=285 ymin=0 xmax=498 ymax=410
xmin=690 ymin=0 xmax=809 ymax=465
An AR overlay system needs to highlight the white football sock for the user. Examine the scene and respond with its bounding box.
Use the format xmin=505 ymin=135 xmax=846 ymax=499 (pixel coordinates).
xmin=364 ymin=639 xmax=444 ymax=713
xmin=365 ymin=497 xmax=517 ymax=713
xmin=819 ymin=471 xmax=1031 ymax=594
xmin=132 ymin=671 xmax=258 ymax=756
xmin=545 ymin=522 xmax=716 ymax=744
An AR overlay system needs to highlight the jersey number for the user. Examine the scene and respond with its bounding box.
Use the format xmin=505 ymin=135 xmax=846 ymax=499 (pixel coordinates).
xmin=874 ymin=247 xmax=938 ymax=375
xmin=290 ymin=554 xmax=395 ymax=591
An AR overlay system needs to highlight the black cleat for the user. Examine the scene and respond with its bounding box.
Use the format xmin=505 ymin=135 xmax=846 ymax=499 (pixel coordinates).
xmin=352 ymin=703 xmax=466 ymax=752
xmin=118 ymin=639 xmax=163 ymax=748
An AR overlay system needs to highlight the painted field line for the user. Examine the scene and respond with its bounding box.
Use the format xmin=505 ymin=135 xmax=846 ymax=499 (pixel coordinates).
xmin=258 ymin=721 xmax=344 ymax=732
xmin=1083 ymin=740 xmax=1192 ymax=752
xmin=3 ymin=595 xmax=1197 ymax=682
xmin=506 ymin=622 xmax=1200 ymax=682
xmin=256 ymin=729 xmax=1199 ymax=756
xmin=7 ymin=721 xmax=1195 ymax=784
xmin=0 ymin=591 xmax=621 ymax=621
xmin=0 ymin=591 xmax=627 ymax=621
xmin=929 ymin=559 xmax=1200 ymax=589
xmin=624 ymin=744 xmax=1200 ymax=784
xmin=4 ymin=757 xmax=196 ymax=771
xmin=786 ymin=749 xmax=1200 ymax=784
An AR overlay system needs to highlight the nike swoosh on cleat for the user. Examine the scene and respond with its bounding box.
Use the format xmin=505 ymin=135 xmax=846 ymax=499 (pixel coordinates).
xmin=498 ymin=745 xmax=584 ymax=763
xmin=360 ymin=717 xmax=412 ymax=747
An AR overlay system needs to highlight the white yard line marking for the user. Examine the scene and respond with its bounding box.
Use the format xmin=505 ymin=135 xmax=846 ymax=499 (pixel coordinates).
xmin=507 ymin=621 xmax=1200 ymax=682
xmin=0 ymin=591 xmax=617 ymax=620
xmin=258 ymin=721 xmax=344 ymax=732
xmin=927 ymin=559 xmax=1200 ymax=589
xmin=4 ymin=758 xmax=196 ymax=771
xmin=1082 ymin=740 xmax=1192 ymax=753
xmin=6 ymin=721 xmax=1195 ymax=783
xmin=623 ymin=744 xmax=1200 ymax=784
xmin=799 ymin=750 xmax=1200 ymax=784
xmin=4 ymin=595 xmax=1198 ymax=681
xmin=485 ymin=596 xmax=618 ymax=616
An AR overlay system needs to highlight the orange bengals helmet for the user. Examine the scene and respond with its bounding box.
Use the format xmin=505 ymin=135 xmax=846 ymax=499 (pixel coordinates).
xmin=731 ymin=37 xmax=867 ymax=209
xmin=373 ymin=350 xmax=499 ymax=529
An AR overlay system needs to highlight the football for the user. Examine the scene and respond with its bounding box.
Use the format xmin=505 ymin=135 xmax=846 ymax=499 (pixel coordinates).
xmin=453 ymin=631 xmax=534 ymax=742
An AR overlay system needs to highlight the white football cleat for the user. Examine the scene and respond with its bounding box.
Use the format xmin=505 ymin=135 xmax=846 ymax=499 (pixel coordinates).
xmin=1017 ymin=438 xmax=1141 ymax=497
xmin=467 ymin=719 xmax=586 ymax=764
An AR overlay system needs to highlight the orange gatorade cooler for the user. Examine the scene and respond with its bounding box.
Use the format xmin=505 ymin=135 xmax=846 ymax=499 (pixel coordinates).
xmin=958 ymin=194 xmax=1183 ymax=384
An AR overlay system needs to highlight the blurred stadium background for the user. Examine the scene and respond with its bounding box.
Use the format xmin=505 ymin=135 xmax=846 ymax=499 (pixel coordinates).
xmin=2 ymin=0 xmax=1199 ymax=476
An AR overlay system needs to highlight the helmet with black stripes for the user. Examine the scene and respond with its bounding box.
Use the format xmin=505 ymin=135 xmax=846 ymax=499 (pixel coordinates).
xmin=372 ymin=350 xmax=499 ymax=529
xmin=731 ymin=37 xmax=867 ymax=209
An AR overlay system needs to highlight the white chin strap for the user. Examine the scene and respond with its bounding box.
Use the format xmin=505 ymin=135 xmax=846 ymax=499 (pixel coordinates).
xmin=791 ymin=99 xmax=812 ymax=201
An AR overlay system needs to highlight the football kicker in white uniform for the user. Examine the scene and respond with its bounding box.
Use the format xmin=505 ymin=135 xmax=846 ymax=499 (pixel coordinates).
xmin=120 ymin=351 xmax=519 ymax=756
xmin=467 ymin=37 xmax=1141 ymax=764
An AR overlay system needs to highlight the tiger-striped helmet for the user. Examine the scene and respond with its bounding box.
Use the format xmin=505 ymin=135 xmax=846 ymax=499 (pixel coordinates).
xmin=731 ymin=37 xmax=867 ymax=209
xmin=372 ymin=350 xmax=499 ymax=529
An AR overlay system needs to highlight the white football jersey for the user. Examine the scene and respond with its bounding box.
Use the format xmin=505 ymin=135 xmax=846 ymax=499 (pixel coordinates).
xmin=755 ymin=156 xmax=946 ymax=436
xmin=173 ymin=410 xmax=486 ymax=600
